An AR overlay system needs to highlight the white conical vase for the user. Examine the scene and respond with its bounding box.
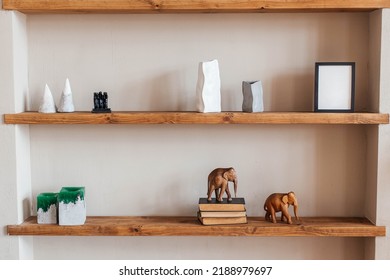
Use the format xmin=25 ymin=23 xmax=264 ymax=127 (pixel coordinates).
xmin=57 ymin=78 xmax=75 ymax=112
xmin=196 ymin=59 xmax=221 ymax=113
xmin=38 ymin=84 xmax=57 ymax=113
xmin=242 ymin=80 xmax=264 ymax=113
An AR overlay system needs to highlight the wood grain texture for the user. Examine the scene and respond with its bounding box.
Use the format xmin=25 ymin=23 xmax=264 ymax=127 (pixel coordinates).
xmin=3 ymin=112 xmax=389 ymax=125
xmin=7 ymin=216 xmax=386 ymax=237
xmin=3 ymin=0 xmax=390 ymax=13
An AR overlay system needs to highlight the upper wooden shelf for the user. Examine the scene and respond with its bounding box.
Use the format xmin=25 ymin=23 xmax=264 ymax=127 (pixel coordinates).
xmin=3 ymin=0 xmax=390 ymax=14
xmin=3 ymin=111 xmax=389 ymax=125
xmin=7 ymin=216 xmax=386 ymax=237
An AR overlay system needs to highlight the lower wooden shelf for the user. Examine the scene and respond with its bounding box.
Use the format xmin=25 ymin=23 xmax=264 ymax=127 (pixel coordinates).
xmin=3 ymin=0 xmax=390 ymax=14
xmin=7 ymin=216 xmax=386 ymax=237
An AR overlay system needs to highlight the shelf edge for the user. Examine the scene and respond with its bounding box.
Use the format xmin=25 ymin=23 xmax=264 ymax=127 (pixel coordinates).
xmin=3 ymin=112 xmax=390 ymax=125
xmin=7 ymin=216 xmax=386 ymax=237
xmin=3 ymin=0 xmax=390 ymax=14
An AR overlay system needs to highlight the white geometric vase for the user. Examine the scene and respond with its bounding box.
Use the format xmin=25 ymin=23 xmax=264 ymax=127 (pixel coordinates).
xmin=38 ymin=84 xmax=57 ymax=113
xmin=57 ymin=78 xmax=75 ymax=112
xmin=242 ymin=80 xmax=264 ymax=113
xmin=196 ymin=59 xmax=221 ymax=113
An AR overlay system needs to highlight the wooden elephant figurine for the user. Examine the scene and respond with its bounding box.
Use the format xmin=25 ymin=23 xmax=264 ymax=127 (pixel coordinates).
xmin=264 ymin=191 xmax=299 ymax=224
xmin=207 ymin=167 xmax=238 ymax=202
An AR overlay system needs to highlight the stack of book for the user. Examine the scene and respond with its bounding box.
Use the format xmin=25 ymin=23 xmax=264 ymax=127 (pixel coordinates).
xmin=198 ymin=197 xmax=247 ymax=225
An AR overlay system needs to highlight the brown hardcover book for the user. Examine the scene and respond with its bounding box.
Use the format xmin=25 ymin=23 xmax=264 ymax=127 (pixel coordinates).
xmin=198 ymin=198 xmax=245 ymax=211
xmin=199 ymin=211 xmax=247 ymax=218
xmin=198 ymin=213 xmax=247 ymax=225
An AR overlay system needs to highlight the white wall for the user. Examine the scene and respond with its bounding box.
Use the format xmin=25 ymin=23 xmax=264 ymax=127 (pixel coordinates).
xmin=0 ymin=10 xmax=20 ymax=260
xmin=26 ymin=13 xmax=369 ymax=112
xmin=376 ymin=9 xmax=390 ymax=260
xmin=2 ymin=8 xmax=389 ymax=259
xmin=23 ymin=12 xmax=371 ymax=259
xmin=0 ymin=10 xmax=32 ymax=259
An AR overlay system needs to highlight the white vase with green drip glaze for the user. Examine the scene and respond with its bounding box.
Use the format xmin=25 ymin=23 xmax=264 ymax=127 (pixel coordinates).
xmin=37 ymin=192 xmax=58 ymax=224
xmin=58 ymin=187 xmax=86 ymax=226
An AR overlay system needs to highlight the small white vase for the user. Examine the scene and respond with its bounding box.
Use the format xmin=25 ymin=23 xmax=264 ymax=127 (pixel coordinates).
xmin=38 ymin=84 xmax=57 ymax=113
xmin=196 ymin=59 xmax=221 ymax=113
xmin=242 ymin=80 xmax=264 ymax=113
xmin=57 ymin=78 xmax=75 ymax=112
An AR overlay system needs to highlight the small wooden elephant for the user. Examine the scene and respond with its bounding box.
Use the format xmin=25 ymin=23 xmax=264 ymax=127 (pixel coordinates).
xmin=264 ymin=191 xmax=299 ymax=224
xmin=207 ymin=167 xmax=238 ymax=202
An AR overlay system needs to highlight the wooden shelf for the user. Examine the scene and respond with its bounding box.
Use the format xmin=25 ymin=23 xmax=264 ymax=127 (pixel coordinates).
xmin=3 ymin=0 xmax=390 ymax=14
xmin=7 ymin=216 xmax=385 ymax=237
xmin=3 ymin=111 xmax=389 ymax=125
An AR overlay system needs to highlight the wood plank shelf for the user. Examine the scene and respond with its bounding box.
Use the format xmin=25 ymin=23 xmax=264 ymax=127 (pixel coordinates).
xmin=7 ymin=216 xmax=386 ymax=237
xmin=3 ymin=111 xmax=389 ymax=125
xmin=3 ymin=0 xmax=390 ymax=14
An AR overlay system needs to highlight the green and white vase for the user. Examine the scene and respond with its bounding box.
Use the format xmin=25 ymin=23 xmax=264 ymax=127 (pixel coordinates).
xmin=37 ymin=192 xmax=58 ymax=224
xmin=58 ymin=187 xmax=86 ymax=225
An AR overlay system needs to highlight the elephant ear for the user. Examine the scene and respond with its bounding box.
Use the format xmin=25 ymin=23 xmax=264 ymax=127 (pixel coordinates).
xmin=282 ymin=195 xmax=288 ymax=204
xmin=222 ymin=171 xmax=228 ymax=180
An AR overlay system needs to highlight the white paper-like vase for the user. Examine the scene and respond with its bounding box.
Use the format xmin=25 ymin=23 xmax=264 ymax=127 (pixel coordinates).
xmin=242 ymin=80 xmax=264 ymax=113
xmin=57 ymin=78 xmax=75 ymax=112
xmin=38 ymin=84 xmax=57 ymax=113
xmin=196 ymin=59 xmax=221 ymax=113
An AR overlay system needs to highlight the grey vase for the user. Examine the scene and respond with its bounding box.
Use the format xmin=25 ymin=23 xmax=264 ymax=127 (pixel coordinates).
xmin=242 ymin=80 xmax=264 ymax=113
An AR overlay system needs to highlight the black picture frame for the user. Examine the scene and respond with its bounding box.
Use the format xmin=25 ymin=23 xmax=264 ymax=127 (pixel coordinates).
xmin=314 ymin=62 xmax=355 ymax=112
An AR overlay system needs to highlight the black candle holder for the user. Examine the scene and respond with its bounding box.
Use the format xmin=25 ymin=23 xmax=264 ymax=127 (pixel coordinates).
xmin=92 ymin=91 xmax=111 ymax=113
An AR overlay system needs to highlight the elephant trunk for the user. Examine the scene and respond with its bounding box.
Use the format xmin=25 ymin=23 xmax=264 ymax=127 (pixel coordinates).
xmin=233 ymin=179 xmax=238 ymax=198
xmin=293 ymin=203 xmax=299 ymax=221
